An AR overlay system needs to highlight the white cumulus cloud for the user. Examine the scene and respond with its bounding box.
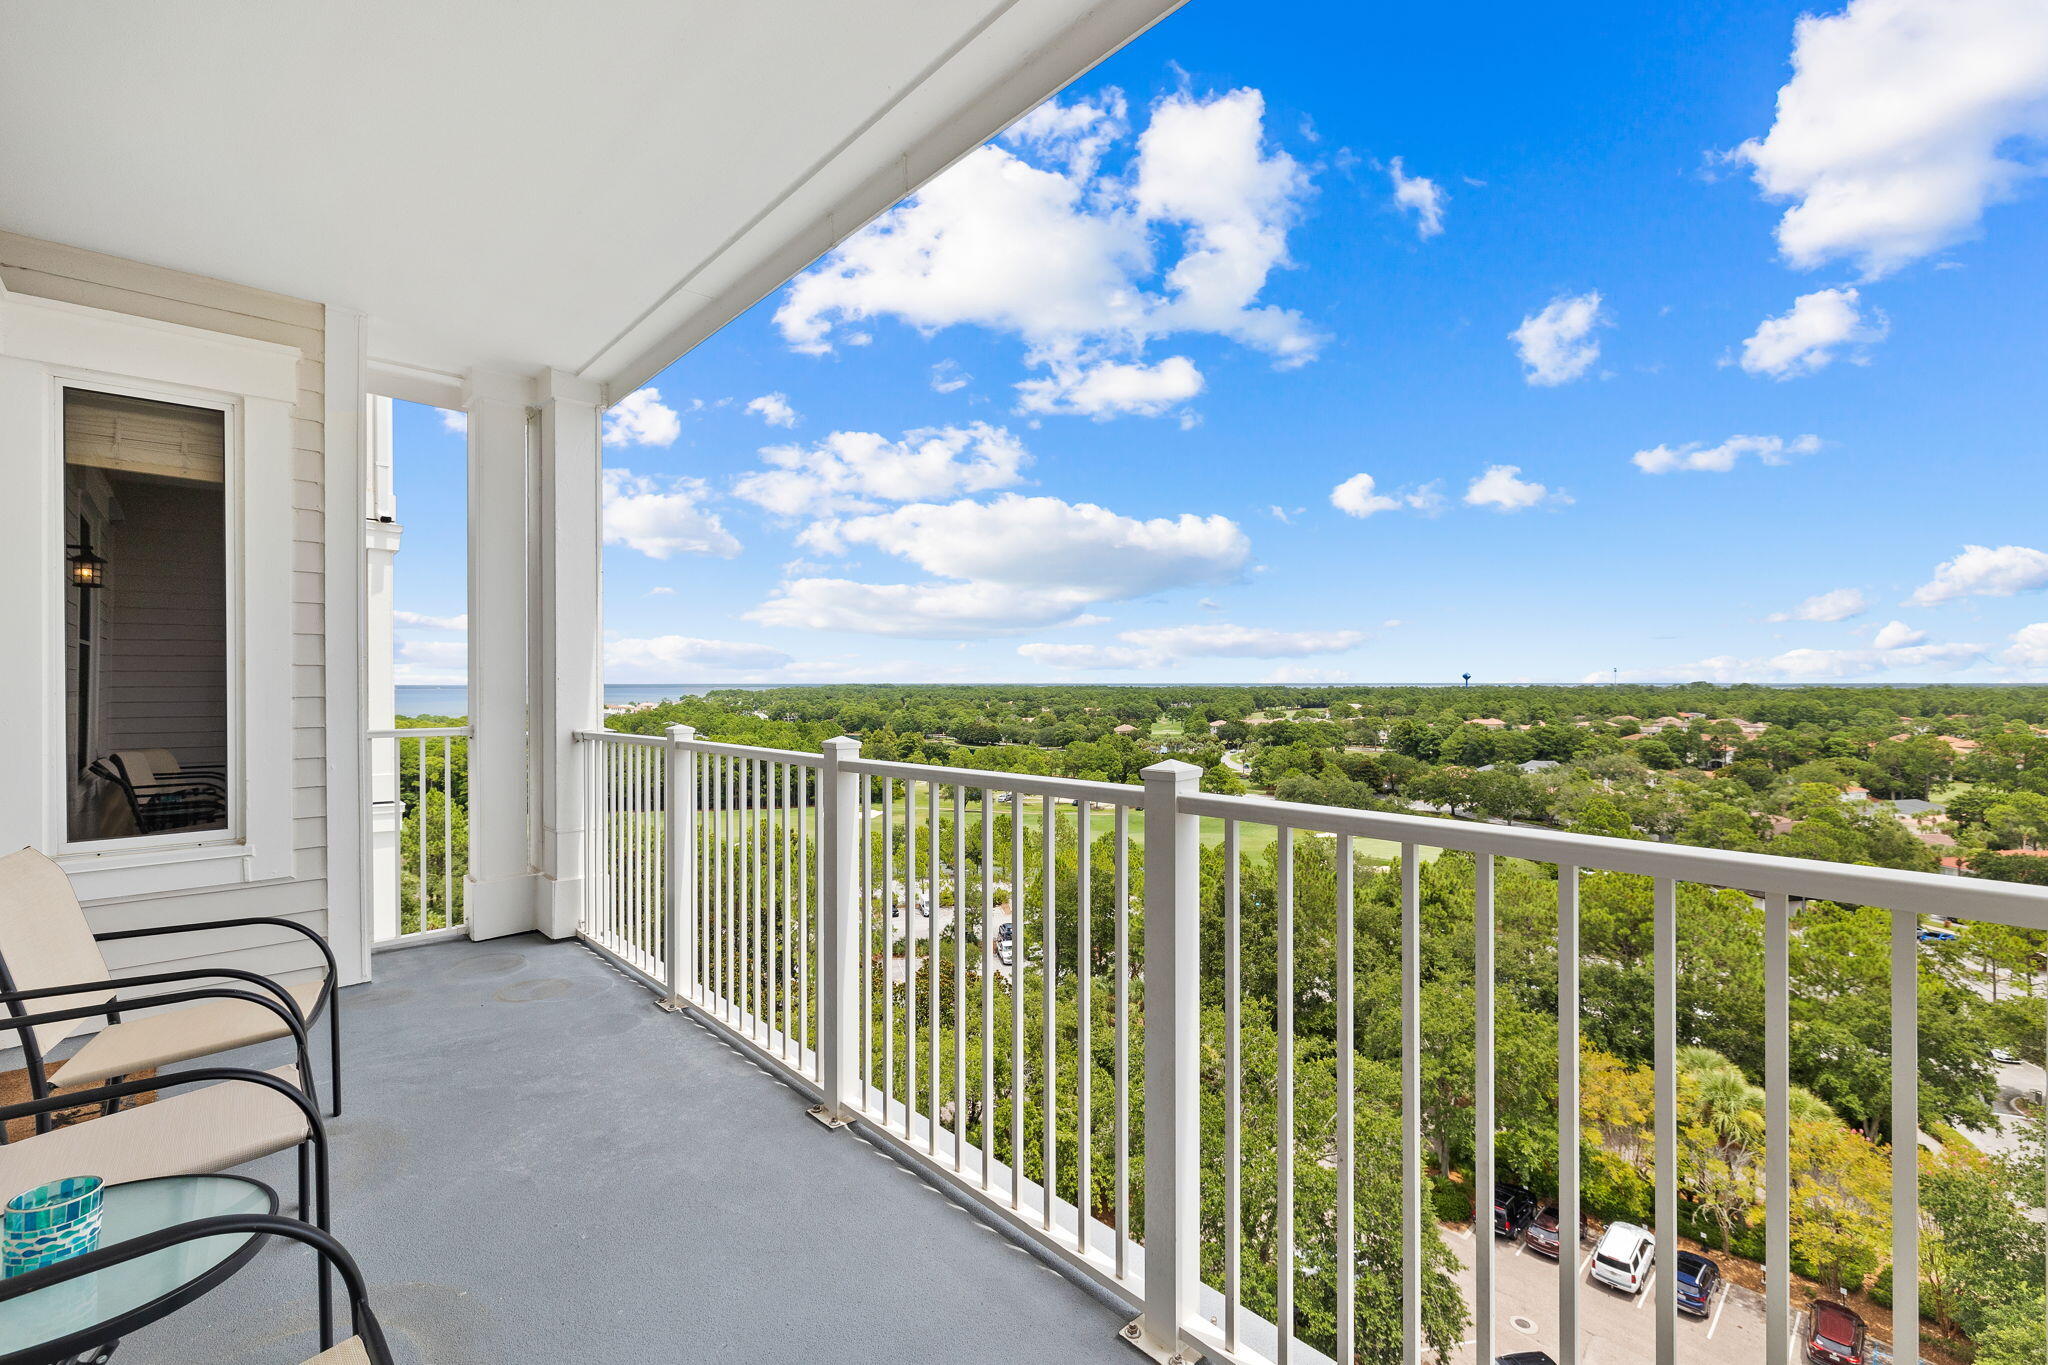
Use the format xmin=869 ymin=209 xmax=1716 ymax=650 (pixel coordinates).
xmin=774 ymin=88 xmax=1317 ymax=420
xmin=1737 ymin=288 xmax=1887 ymax=378
xmin=440 ymin=409 xmax=467 ymax=434
xmin=1464 ymin=465 xmax=1569 ymax=512
xmin=603 ymin=388 xmax=683 ymax=447
xmin=1015 ymin=355 xmax=1204 ymax=419
xmin=733 ymin=423 xmax=1029 ymax=520
xmin=1768 ymin=587 xmax=1869 ymax=622
xmin=749 ymin=493 xmax=1249 ymax=639
xmin=1017 ymin=642 xmax=1159 ymax=670
xmin=930 ymin=361 xmax=971 ymax=394
xmin=1735 ymin=0 xmax=2048 ymax=278
xmin=1511 ymin=291 xmax=1607 ymax=386
xmin=2004 ymin=622 xmax=2048 ymax=668
xmin=1600 ymin=635 xmax=1986 ymax=683
xmin=748 ymin=579 xmax=1106 ymax=639
xmin=604 ymin=635 xmax=794 ymax=680
xmin=1330 ymin=472 xmax=1443 ymax=518
xmin=602 ymin=470 xmax=740 ymax=560
xmin=393 ymin=610 xmax=468 ymax=631
xmin=1021 ymin=622 xmax=1363 ymax=670
xmin=744 ymin=392 xmax=799 ymax=428
xmin=1871 ymin=619 xmax=1927 ymax=650
xmin=1387 ymin=157 xmax=1447 ymax=238
xmin=1907 ymin=543 xmax=2048 ymax=604
xmin=1633 ymin=433 xmax=1822 ymax=473
xmin=1118 ymin=623 xmax=1364 ymax=658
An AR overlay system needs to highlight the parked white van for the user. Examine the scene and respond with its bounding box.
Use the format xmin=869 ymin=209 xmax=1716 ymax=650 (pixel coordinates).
xmin=1590 ymin=1222 xmax=1655 ymax=1295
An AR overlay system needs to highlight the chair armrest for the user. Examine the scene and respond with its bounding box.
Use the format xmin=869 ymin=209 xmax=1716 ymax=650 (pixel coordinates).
xmin=0 ymin=1062 xmax=325 ymax=1136
xmin=0 ymin=965 xmax=312 ymax=1027
xmin=95 ymin=917 xmax=337 ymax=1004
xmin=0 ymin=985 xmax=308 ymax=1054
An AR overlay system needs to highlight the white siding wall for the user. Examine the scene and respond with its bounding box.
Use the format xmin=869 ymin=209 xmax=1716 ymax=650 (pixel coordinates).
xmin=0 ymin=231 xmax=335 ymax=999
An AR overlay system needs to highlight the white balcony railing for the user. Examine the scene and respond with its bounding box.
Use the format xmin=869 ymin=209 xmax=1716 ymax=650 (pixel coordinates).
xmin=575 ymin=725 xmax=2048 ymax=1365
xmin=368 ymin=726 xmax=470 ymax=948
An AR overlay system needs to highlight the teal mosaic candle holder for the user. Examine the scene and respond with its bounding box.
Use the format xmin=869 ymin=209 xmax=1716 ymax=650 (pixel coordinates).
xmin=4 ymin=1176 xmax=105 ymax=1277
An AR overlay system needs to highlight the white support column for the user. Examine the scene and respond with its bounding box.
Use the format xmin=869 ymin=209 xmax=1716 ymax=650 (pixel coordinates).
xmin=1133 ymin=759 xmax=1201 ymax=1364
xmin=462 ymin=370 xmax=536 ymax=939
xmin=363 ymin=395 xmax=403 ymax=948
xmin=322 ymin=305 xmax=373 ymax=984
xmin=532 ymin=369 xmax=604 ymax=939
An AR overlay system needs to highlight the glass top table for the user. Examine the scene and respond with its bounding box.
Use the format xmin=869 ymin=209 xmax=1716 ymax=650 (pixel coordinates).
xmin=0 ymin=1174 xmax=276 ymax=1364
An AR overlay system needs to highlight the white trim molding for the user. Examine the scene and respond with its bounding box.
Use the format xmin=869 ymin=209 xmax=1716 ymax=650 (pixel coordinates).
xmin=0 ymin=279 xmax=303 ymax=899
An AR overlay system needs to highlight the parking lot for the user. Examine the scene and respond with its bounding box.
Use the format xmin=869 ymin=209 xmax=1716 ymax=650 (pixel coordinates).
xmin=1442 ymin=1224 xmax=1813 ymax=1365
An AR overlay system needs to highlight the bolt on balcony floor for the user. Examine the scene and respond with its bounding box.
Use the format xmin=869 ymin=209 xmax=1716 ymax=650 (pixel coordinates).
xmin=107 ymin=934 xmax=1144 ymax=1364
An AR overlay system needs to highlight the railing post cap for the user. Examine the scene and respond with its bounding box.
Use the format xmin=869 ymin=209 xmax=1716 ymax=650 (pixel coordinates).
xmin=665 ymin=723 xmax=696 ymax=740
xmin=822 ymin=734 xmax=861 ymax=755
xmin=1141 ymin=758 xmax=1202 ymax=784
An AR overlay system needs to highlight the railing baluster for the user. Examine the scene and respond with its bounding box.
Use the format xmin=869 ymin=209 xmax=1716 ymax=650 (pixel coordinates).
xmin=1476 ymin=851 xmax=1496 ymax=1365
xmin=442 ymin=737 xmax=453 ymax=931
xmin=1654 ymin=876 xmax=1678 ymax=1365
xmin=1559 ymin=864 xmax=1582 ymax=1365
xmin=953 ymin=783 xmax=967 ymax=1173
xmin=418 ymin=736 xmax=430 ymax=932
xmin=1011 ymin=789 xmax=1025 ymax=1212
xmin=1075 ymin=797 xmax=1091 ymax=1256
xmin=860 ymin=772 xmax=873 ymax=1099
xmin=1041 ymin=791 xmax=1056 ymax=1233
xmin=1114 ymin=803 xmax=1131 ymax=1283
xmin=1277 ymin=824 xmax=1295 ymax=1365
xmin=1401 ymin=841 xmax=1421 ymax=1365
xmin=1765 ymin=888 xmax=1790 ymax=1365
xmin=981 ymin=789 xmax=995 ymax=1190
xmin=1224 ymin=817 xmax=1241 ymax=1352
xmin=1337 ymin=831 xmax=1356 ymax=1365
xmin=927 ymin=779 xmax=940 ymax=1154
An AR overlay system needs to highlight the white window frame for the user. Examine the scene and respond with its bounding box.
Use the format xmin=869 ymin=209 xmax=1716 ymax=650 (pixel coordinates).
xmin=52 ymin=374 xmax=244 ymax=858
xmin=0 ymin=282 xmax=300 ymax=898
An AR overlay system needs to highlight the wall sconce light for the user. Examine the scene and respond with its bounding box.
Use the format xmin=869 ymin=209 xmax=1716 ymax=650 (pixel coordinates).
xmin=67 ymin=545 xmax=107 ymax=589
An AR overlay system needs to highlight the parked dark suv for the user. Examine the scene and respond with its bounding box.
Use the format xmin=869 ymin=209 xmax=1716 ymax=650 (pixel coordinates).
xmin=1497 ymin=1355 xmax=1558 ymax=1365
xmin=1806 ymin=1301 xmax=1867 ymax=1364
xmin=1675 ymin=1251 xmax=1720 ymax=1316
xmin=1492 ymin=1183 xmax=1538 ymax=1237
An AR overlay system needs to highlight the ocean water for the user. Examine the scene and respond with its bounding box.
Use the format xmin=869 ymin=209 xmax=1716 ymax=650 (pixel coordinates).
xmin=394 ymin=682 xmax=778 ymax=719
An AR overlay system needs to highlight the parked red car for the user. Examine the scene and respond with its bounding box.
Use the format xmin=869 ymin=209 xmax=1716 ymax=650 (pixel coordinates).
xmin=1806 ymin=1301 xmax=1867 ymax=1364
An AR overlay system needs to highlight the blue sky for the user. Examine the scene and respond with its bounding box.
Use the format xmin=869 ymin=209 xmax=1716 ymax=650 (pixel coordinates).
xmin=390 ymin=0 xmax=2048 ymax=688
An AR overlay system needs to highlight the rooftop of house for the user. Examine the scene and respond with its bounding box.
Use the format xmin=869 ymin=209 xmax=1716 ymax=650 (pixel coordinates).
xmin=86 ymin=936 xmax=1141 ymax=1364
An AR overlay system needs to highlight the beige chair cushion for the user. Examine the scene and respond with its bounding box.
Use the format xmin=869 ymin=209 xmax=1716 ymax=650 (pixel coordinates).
xmin=0 ymin=1066 xmax=308 ymax=1195
xmin=52 ymin=978 xmax=325 ymax=1088
xmin=0 ymin=847 xmax=115 ymax=1052
xmin=304 ymin=1338 xmax=372 ymax=1364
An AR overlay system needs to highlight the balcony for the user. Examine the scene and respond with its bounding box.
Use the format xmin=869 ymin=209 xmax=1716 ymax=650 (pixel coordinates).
xmin=53 ymin=723 xmax=2048 ymax=1364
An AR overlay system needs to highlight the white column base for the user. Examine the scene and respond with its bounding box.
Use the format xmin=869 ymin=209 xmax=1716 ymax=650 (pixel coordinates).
xmin=464 ymin=872 xmax=538 ymax=940
xmin=535 ymin=874 xmax=582 ymax=940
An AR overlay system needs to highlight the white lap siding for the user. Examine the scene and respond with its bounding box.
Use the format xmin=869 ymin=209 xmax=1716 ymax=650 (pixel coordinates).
xmin=0 ymin=231 xmax=335 ymax=1004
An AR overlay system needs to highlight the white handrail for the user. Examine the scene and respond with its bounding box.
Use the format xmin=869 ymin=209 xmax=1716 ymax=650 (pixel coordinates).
xmin=1178 ymin=790 xmax=2048 ymax=928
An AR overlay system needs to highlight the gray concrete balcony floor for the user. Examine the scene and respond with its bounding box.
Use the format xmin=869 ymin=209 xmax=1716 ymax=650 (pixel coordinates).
xmin=106 ymin=934 xmax=1143 ymax=1364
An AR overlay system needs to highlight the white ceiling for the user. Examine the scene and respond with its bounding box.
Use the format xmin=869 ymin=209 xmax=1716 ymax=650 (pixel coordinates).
xmin=0 ymin=0 xmax=1179 ymax=394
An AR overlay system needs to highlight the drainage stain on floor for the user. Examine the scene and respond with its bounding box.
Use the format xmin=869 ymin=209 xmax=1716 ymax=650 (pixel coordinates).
xmin=449 ymin=952 xmax=526 ymax=979
xmin=493 ymin=978 xmax=573 ymax=1003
